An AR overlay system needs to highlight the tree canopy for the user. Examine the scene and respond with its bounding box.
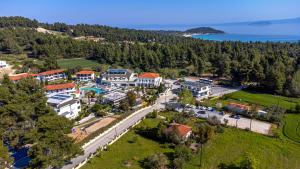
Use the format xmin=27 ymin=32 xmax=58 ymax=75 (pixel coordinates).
xmin=0 ymin=76 xmax=82 ymax=168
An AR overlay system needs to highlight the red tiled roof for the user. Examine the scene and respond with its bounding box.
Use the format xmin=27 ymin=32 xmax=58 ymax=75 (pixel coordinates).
xmin=76 ymin=70 xmax=94 ymax=75
xmin=39 ymin=69 xmax=64 ymax=76
xmin=168 ymin=123 xmax=192 ymax=137
xmin=45 ymin=83 xmax=75 ymax=91
xmin=9 ymin=73 xmax=38 ymax=81
xmin=138 ymin=72 xmax=160 ymax=78
xmin=228 ymin=103 xmax=250 ymax=110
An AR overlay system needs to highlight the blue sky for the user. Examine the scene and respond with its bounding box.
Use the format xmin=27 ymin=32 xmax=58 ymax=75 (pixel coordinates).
xmin=1 ymin=0 xmax=300 ymax=27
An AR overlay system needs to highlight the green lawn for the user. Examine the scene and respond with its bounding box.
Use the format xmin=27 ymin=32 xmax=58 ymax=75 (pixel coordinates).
xmin=58 ymin=58 xmax=101 ymax=69
xmin=81 ymin=117 xmax=173 ymax=169
xmin=185 ymin=128 xmax=300 ymax=169
xmin=82 ymin=112 xmax=300 ymax=169
xmin=283 ymin=114 xmax=300 ymax=143
xmin=214 ymin=90 xmax=300 ymax=109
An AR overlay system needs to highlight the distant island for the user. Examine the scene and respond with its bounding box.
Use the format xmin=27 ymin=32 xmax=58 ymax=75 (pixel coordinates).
xmin=184 ymin=27 xmax=225 ymax=34
xmin=154 ymin=27 xmax=225 ymax=37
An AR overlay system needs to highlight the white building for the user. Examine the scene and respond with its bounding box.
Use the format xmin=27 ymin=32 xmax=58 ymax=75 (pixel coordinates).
xmin=76 ymin=70 xmax=95 ymax=82
xmin=0 ymin=60 xmax=8 ymax=68
xmin=103 ymin=91 xmax=127 ymax=106
xmin=44 ymin=83 xmax=76 ymax=95
xmin=101 ymin=69 xmax=137 ymax=87
xmin=137 ymin=72 xmax=162 ymax=87
xmin=47 ymin=94 xmax=81 ymax=119
xmin=181 ymin=81 xmax=211 ymax=99
xmin=38 ymin=69 xmax=66 ymax=82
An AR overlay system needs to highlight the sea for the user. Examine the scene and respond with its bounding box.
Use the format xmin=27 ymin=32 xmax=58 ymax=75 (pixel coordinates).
xmin=131 ymin=23 xmax=300 ymax=43
xmin=193 ymin=23 xmax=300 ymax=42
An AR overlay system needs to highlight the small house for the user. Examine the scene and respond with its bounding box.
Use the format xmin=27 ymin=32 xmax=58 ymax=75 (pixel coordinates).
xmin=165 ymin=123 xmax=192 ymax=140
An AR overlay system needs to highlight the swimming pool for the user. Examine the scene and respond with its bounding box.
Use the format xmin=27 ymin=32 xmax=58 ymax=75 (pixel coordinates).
xmin=80 ymin=87 xmax=106 ymax=94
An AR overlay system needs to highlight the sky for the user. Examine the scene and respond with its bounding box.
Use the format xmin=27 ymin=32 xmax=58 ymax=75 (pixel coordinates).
xmin=1 ymin=0 xmax=300 ymax=27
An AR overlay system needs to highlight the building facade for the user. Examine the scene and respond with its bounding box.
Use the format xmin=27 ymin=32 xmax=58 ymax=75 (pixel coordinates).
xmin=137 ymin=72 xmax=162 ymax=87
xmin=47 ymin=94 xmax=80 ymax=119
xmin=44 ymin=83 xmax=76 ymax=95
xmin=38 ymin=69 xmax=66 ymax=82
xmin=181 ymin=81 xmax=211 ymax=99
xmin=76 ymin=70 xmax=95 ymax=82
xmin=101 ymin=69 xmax=137 ymax=87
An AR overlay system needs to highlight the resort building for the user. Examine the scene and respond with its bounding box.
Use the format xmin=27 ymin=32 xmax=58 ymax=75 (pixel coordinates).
xmin=137 ymin=72 xmax=162 ymax=87
xmin=101 ymin=69 xmax=137 ymax=87
xmin=9 ymin=73 xmax=39 ymax=82
xmin=0 ymin=60 xmax=8 ymax=68
xmin=44 ymin=83 xmax=76 ymax=95
xmin=37 ymin=69 xmax=66 ymax=82
xmin=47 ymin=94 xmax=80 ymax=119
xmin=103 ymin=91 xmax=127 ymax=106
xmin=181 ymin=81 xmax=211 ymax=99
xmin=76 ymin=70 xmax=95 ymax=82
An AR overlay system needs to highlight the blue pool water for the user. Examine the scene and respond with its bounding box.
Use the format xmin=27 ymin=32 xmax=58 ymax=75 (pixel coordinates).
xmin=193 ymin=34 xmax=300 ymax=43
xmin=81 ymin=87 xmax=105 ymax=94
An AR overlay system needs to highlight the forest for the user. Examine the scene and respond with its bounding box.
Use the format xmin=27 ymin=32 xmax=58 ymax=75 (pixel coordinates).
xmin=0 ymin=76 xmax=82 ymax=168
xmin=1 ymin=16 xmax=300 ymax=97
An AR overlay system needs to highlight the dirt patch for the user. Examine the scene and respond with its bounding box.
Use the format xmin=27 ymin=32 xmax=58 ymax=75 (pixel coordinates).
xmin=69 ymin=116 xmax=118 ymax=142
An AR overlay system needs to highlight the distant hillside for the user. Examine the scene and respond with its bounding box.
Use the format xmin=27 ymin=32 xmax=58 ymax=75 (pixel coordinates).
xmin=184 ymin=27 xmax=225 ymax=34
xmin=217 ymin=17 xmax=300 ymax=26
xmin=248 ymin=21 xmax=272 ymax=26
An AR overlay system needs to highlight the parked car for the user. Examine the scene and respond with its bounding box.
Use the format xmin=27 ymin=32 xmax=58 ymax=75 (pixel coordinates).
xmin=219 ymin=111 xmax=225 ymax=115
xmin=198 ymin=110 xmax=206 ymax=114
xmin=207 ymin=107 xmax=213 ymax=111
xmin=234 ymin=115 xmax=240 ymax=119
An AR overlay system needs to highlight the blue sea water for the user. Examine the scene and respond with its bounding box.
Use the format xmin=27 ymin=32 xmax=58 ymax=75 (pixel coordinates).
xmin=193 ymin=34 xmax=300 ymax=43
xmin=132 ymin=22 xmax=300 ymax=43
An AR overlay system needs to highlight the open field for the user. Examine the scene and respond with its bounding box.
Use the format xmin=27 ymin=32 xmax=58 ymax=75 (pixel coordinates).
xmin=212 ymin=90 xmax=300 ymax=109
xmin=82 ymin=112 xmax=300 ymax=169
xmin=58 ymin=58 xmax=101 ymax=69
xmin=185 ymin=128 xmax=300 ymax=169
xmin=283 ymin=114 xmax=300 ymax=143
xmin=81 ymin=116 xmax=173 ymax=169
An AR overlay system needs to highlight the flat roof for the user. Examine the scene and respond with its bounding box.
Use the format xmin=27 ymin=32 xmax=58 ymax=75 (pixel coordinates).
xmin=182 ymin=81 xmax=209 ymax=88
xmin=104 ymin=91 xmax=126 ymax=102
xmin=47 ymin=94 xmax=73 ymax=104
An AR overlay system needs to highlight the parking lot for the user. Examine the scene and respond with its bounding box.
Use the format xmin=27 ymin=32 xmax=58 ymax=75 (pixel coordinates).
xmin=174 ymin=105 xmax=272 ymax=135
xmin=221 ymin=114 xmax=272 ymax=135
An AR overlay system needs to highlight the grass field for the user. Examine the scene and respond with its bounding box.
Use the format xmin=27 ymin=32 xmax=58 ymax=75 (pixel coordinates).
xmin=81 ymin=117 xmax=173 ymax=169
xmin=283 ymin=114 xmax=300 ymax=143
xmin=58 ymin=58 xmax=101 ymax=69
xmin=216 ymin=90 xmax=300 ymax=109
xmin=186 ymin=128 xmax=300 ymax=169
xmin=82 ymin=112 xmax=300 ymax=169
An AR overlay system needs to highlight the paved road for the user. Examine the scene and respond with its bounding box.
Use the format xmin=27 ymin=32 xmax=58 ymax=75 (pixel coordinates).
xmin=62 ymin=89 xmax=175 ymax=169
